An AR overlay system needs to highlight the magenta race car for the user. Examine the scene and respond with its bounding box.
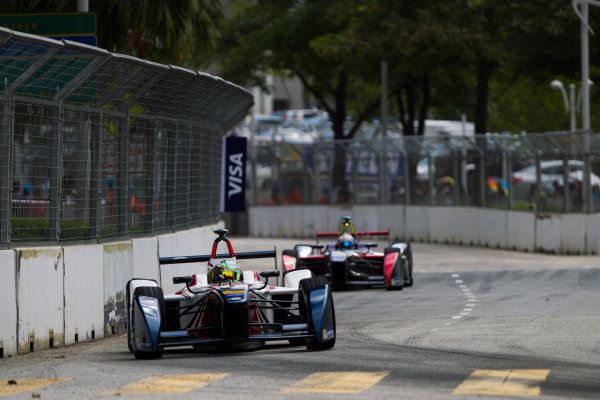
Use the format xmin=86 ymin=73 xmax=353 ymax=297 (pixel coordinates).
xmin=282 ymin=216 xmax=413 ymax=290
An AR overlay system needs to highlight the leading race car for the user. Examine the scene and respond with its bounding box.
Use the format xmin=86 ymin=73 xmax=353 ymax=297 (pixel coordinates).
xmin=126 ymin=229 xmax=335 ymax=359
xmin=282 ymin=216 xmax=413 ymax=290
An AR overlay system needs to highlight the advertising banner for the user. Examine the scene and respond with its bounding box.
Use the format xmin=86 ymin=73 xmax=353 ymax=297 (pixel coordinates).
xmin=220 ymin=136 xmax=247 ymax=212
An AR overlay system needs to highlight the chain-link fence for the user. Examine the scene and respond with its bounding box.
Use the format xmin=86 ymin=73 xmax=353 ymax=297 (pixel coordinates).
xmin=247 ymin=131 xmax=600 ymax=214
xmin=0 ymin=28 xmax=253 ymax=247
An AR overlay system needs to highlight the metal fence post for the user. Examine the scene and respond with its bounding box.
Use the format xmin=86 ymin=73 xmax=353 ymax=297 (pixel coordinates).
xmin=89 ymin=111 xmax=102 ymax=241
xmin=0 ymin=98 xmax=13 ymax=247
xmin=49 ymin=100 xmax=64 ymax=242
xmin=186 ymin=120 xmax=192 ymax=227
xmin=143 ymin=119 xmax=156 ymax=233
xmin=166 ymin=121 xmax=177 ymax=230
xmin=118 ymin=115 xmax=129 ymax=236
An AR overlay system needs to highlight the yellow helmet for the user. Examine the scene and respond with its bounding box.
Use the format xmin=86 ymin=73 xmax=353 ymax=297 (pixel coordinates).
xmin=208 ymin=260 xmax=241 ymax=283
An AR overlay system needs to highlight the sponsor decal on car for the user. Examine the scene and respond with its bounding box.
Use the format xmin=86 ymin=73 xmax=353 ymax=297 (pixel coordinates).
xmin=222 ymin=289 xmax=245 ymax=300
xmin=136 ymin=337 xmax=151 ymax=350
xmin=323 ymin=327 xmax=335 ymax=340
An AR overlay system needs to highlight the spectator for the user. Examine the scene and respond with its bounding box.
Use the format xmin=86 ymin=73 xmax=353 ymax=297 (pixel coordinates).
xmin=317 ymin=187 xmax=330 ymax=204
xmin=335 ymin=182 xmax=352 ymax=204
xmin=284 ymin=181 xmax=301 ymax=204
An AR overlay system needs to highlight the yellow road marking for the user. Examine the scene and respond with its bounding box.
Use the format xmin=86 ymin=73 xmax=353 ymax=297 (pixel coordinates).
xmin=0 ymin=378 xmax=72 ymax=396
xmin=104 ymin=373 xmax=229 ymax=395
xmin=453 ymin=369 xmax=550 ymax=396
xmin=280 ymin=371 xmax=390 ymax=394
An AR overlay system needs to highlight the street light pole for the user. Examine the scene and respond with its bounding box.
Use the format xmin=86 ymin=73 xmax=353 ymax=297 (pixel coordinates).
xmin=569 ymin=83 xmax=576 ymax=132
xmin=572 ymin=0 xmax=600 ymax=130
xmin=550 ymin=79 xmax=576 ymax=132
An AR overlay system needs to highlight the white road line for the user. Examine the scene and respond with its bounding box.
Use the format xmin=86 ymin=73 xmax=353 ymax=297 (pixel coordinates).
xmin=463 ymin=308 xmax=472 ymax=312
xmin=452 ymin=316 xmax=462 ymax=319
xmin=451 ymin=274 xmax=460 ymax=278
xmin=455 ymin=279 xmax=464 ymax=283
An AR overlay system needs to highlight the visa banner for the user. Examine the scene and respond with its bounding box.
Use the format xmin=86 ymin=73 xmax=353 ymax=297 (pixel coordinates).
xmin=220 ymin=136 xmax=247 ymax=212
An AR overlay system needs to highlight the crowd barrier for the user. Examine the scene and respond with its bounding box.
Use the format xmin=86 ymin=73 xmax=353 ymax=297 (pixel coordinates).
xmin=0 ymin=224 xmax=222 ymax=358
xmin=248 ymin=205 xmax=600 ymax=255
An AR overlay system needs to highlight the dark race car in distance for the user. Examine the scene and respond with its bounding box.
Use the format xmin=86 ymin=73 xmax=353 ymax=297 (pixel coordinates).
xmin=281 ymin=216 xmax=413 ymax=290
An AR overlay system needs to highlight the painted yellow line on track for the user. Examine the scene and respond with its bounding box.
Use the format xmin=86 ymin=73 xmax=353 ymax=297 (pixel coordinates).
xmin=280 ymin=371 xmax=390 ymax=394
xmin=0 ymin=378 xmax=72 ymax=396
xmin=103 ymin=373 xmax=229 ymax=395
xmin=453 ymin=369 xmax=550 ymax=396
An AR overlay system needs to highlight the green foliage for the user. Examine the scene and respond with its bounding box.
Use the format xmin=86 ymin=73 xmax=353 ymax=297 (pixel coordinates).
xmin=11 ymin=217 xmax=91 ymax=241
xmin=0 ymin=0 xmax=223 ymax=67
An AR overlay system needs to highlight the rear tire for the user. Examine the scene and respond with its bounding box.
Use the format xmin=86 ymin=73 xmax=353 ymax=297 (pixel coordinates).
xmin=131 ymin=286 xmax=165 ymax=359
xmin=298 ymin=277 xmax=335 ymax=350
xmin=404 ymin=244 xmax=414 ymax=287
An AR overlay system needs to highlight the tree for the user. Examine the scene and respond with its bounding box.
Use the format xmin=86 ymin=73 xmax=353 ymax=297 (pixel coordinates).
xmin=0 ymin=0 xmax=223 ymax=66
xmin=216 ymin=0 xmax=387 ymax=184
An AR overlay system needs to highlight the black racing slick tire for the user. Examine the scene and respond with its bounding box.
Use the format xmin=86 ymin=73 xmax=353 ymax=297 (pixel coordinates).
xmin=384 ymin=247 xmax=404 ymax=291
xmin=131 ymin=286 xmax=165 ymax=359
xmin=404 ymin=243 xmax=414 ymax=287
xmin=298 ymin=276 xmax=336 ymax=351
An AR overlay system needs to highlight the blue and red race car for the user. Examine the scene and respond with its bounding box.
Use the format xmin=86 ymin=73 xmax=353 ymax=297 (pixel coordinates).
xmin=126 ymin=229 xmax=335 ymax=358
xmin=282 ymin=216 xmax=413 ymax=290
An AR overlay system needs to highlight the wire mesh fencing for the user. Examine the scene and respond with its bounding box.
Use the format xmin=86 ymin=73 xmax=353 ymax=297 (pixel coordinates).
xmin=0 ymin=28 xmax=253 ymax=247
xmin=247 ymin=131 xmax=600 ymax=214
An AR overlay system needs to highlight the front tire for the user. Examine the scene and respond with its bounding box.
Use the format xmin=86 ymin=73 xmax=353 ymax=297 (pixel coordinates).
xmin=298 ymin=276 xmax=335 ymax=350
xmin=131 ymin=286 xmax=165 ymax=359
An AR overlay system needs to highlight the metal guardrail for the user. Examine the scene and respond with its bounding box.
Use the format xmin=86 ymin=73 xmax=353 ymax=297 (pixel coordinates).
xmin=247 ymin=131 xmax=600 ymax=214
xmin=0 ymin=28 xmax=253 ymax=247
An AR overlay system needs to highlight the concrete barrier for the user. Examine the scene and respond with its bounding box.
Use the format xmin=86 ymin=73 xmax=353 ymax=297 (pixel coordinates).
xmin=535 ymin=214 xmax=562 ymax=253
xmin=560 ymin=214 xmax=587 ymax=255
xmin=102 ymin=242 xmax=132 ymax=337
xmin=0 ymin=250 xmax=17 ymax=358
xmin=478 ymin=208 xmax=507 ymax=249
xmin=0 ymin=223 xmax=225 ymax=358
xmin=585 ymin=214 xmax=600 ymax=255
xmin=64 ymin=244 xmax=104 ymax=345
xmin=132 ymin=237 xmax=159 ymax=284
xmin=248 ymin=205 xmax=600 ymax=255
xmin=405 ymin=206 xmax=430 ymax=242
xmin=16 ymin=247 xmax=64 ymax=354
xmin=506 ymin=211 xmax=535 ymax=252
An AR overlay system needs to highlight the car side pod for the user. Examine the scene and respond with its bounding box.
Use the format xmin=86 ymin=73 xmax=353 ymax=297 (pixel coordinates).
xmin=383 ymin=249 xmax=403 ymax=290
xmin=133 ymin=295 xmax=162 ymax=354
xmin=308 ymin=284 xmax=335 ymax=344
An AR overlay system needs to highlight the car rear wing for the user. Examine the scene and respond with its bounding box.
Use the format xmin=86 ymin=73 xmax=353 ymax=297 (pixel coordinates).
xmin=316 ymin=230 xmax=389 ymax=238
xmin=160 ymin=250 xmax=277 ymax=265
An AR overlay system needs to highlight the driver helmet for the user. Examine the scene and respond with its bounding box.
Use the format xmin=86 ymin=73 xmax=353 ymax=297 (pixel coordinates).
xmin=337 ymin=232 xmax=356 ymax=250
xmin=208 ymin=260 xmax=241 ymax=283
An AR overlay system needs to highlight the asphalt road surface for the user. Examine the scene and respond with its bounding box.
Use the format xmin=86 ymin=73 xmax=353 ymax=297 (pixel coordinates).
xmin=1 ymin=239 xmax=600 ymax=399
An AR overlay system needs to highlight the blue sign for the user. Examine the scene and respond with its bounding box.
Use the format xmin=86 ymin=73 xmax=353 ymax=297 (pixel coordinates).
xmin=220 ymin=136 xmax=247 ymax=212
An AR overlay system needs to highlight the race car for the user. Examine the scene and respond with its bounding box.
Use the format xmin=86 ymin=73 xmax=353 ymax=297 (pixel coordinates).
xmin=126 ymin=229 xmax=335 ymax=359
xmin=281 ymin=216 xmax=413 ymax=290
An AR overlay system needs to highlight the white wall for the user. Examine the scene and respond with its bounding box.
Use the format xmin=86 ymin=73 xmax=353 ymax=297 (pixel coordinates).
xmin=102 ymin=242 xmax=132 ymax=337
xmin=249 ymin=205 xmax=600 ymax=255
xmin=0 ymin=250 xmax=17 ymax=357
xmin=64 ymin=245 xmax=104 ymax=345
xmin=0 ymin=223 xmax=225 ymax=358
xmin=16 ymin=247 xmax=64 ymax=353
